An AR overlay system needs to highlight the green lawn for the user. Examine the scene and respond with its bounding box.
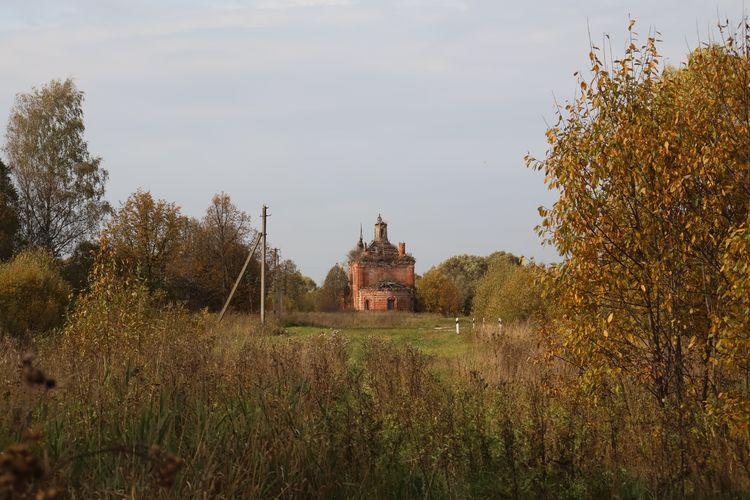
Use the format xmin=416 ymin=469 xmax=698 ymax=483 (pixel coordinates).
xmin=280 ymin=315 xmax=476 ymax=361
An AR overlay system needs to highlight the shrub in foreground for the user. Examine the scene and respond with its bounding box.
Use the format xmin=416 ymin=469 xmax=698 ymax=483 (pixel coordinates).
xmin=0 ymin=249 xmax=69 ymax=338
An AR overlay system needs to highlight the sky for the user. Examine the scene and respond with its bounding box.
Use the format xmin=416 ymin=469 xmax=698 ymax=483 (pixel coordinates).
xmin=0 ymin=0 xmax=744 ymax=283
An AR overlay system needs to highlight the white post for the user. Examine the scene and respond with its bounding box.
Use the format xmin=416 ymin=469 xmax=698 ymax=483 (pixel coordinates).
xmin=455 ymin=317 xmax=460 ymax=335
xmin=498 ymin=317 xmax=503 ymax=334
xmin=472 ymin=317 xmax=475 ymax=331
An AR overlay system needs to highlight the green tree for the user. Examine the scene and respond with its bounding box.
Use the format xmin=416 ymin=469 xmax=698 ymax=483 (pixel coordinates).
xmin=0 ymin=159 xmax=18 ymax=260
xmin=416 ymin=268 xmax=460 ymax=315
xmin=529 ymin=23 xmax=750 ymax=431
xmin=435 ymin=255 xmax=488 ymax=314
xmin=0 ymin=249 xmax=70 ymax=338
xmin=472 ymin=259 xmax=541 ymax=323
xmin=485 ymin=251 xmax=521 ymax=268
xmin=317 ymin=264 xmax=350 ymax=312
xmin=272 ymin=258 xmax=318 ymax=312
xmin=4 ymin=79 xmax=109 ymax=256
xmin=435 ymin=252 xmax=520 ymax=314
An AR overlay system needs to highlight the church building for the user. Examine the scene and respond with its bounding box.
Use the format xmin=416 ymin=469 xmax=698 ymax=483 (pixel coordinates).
xmin=348 ymin=215 xmax=416 ymax=311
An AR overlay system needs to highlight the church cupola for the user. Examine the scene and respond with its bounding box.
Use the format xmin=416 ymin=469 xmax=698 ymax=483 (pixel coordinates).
xmin=374 ymin=214 xmax=389 ymax=242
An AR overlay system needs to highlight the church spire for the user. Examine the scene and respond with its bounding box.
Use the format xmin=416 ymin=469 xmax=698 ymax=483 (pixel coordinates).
xmin=357 ymin=223 xmax=364 ymax=249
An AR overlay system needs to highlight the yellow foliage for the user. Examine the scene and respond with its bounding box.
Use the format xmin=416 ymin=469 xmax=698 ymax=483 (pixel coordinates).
xmin=0 ymin=249 xmax=69 ymax=337
xmin=528 ymin=23 xmax=750 ymax=432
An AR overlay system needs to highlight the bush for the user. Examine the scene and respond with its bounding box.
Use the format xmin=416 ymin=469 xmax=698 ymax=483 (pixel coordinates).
xmin=0 ymin=249 xmax=70 ymax=338
xmin=471 ymin=260 xmax=542 ymax=323
xmin=63 ymin=256 xmax=207 ymax=363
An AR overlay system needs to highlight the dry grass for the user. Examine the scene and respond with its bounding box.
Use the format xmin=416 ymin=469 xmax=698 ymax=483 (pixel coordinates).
xmin=1 ymin=297 xmax=749 ymax=497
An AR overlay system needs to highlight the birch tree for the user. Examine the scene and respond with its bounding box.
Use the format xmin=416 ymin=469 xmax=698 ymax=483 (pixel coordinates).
xmin=4 ymin=79 xmax=109 ymax=256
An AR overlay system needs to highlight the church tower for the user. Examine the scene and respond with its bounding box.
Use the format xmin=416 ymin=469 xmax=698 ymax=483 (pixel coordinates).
xmin=374 ymin=214 xmax=388 ymax=242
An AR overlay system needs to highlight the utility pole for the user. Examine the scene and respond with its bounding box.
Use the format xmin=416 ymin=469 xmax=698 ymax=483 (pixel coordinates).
xmin=273 ymin=248 xmax=283 ymax=316
xmin=218 ymin=231 xmax=262 ymax=323
xmin=217 ymin=203 xmax=272 ymax=325
xmin=260 ymin=205 xmax=268 ymax=325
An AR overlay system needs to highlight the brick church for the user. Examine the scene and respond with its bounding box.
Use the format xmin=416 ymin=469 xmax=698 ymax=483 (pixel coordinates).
xmin=349 ymin=215 xmax=416 ymax=311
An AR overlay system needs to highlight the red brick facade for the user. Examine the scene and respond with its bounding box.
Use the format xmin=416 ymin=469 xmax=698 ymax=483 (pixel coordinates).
xmin=348 ymin=216 xmax=415 ymax=312
xmin=357 ymin=287 xmax=414 ymax=312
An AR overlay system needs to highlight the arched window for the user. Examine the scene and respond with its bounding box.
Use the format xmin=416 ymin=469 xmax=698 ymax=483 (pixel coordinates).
xmin=364 ymin=299 xmax=370 ymax=310
xmin=387 ymin=298 xmax=395 ymax=310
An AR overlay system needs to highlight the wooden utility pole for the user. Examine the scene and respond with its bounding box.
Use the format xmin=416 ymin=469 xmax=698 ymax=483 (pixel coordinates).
xmin=260 ymin=205 xmax=268 ymax=325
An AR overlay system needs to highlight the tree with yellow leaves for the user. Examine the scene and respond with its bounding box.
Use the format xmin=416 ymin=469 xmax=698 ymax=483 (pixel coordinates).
xmin=103 ymin=190 xmax=186 ymax=290
xmin=529 ymin=21 xmax=750 ymax=434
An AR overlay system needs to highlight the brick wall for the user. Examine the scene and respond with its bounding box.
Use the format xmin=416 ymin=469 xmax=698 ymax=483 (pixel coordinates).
xmin=350 ymin=264 xmax=364 ymax=301
xmin=349 ymin=261 xmax=416 ymax=311
xmin=362 ymin=265 xmax=414 ymax=288
xmin=359 ymin=288 xmax=414 ymax=312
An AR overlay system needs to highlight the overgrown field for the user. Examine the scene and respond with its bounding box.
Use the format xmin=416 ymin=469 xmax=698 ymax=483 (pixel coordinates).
xmin=3 ymin=290 xmax=749 ymax=499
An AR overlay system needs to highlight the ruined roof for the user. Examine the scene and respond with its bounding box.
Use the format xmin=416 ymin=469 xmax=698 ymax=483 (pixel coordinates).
xmin=349 ymin=241 xmax=415 ymax=264
xmin=360 ymin=280 xmax=413 ymax=291
xmin=348 ymin=214 xmax=416 ymax=264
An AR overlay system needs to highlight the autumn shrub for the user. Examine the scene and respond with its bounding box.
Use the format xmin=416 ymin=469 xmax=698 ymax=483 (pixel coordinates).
xmin=715 ymin=215 xmax=750 ymax=432
xmin=62 ymin=251 xmax=208 ymax=370
xmin=0 ymin=249 xmax=69 ymax=338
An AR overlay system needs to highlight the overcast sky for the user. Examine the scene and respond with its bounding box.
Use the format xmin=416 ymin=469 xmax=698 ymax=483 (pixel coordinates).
xmin=0 ymin=1 xmax=743 ymax=282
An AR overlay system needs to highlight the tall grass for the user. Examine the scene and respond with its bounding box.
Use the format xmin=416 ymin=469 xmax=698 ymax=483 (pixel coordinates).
xmin=2 ymin=283 xmax=749 ymax=497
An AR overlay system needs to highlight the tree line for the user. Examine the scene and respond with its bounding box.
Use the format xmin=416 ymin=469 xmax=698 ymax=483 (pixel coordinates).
xmin=413 ymin=252 xmax=543 ymax=320
xmin=0 ymin=79 xmax=321 ymax=338
xmin=312 ymin=249 xmax=544 ymax=319
xmin=0 ymin=78 xmax=542 ymax=333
